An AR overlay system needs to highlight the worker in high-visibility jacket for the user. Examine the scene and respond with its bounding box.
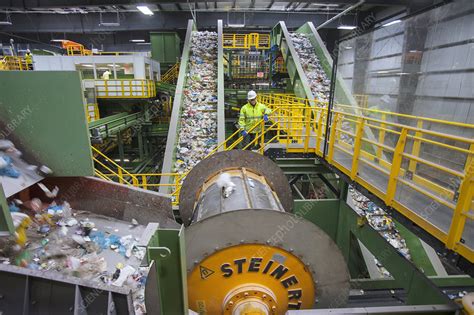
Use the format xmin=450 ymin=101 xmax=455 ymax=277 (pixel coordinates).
xmin=238 ymin=90 xmax=271 ymax=149
xmin=24 ymin=49 xmax=33 ymax=70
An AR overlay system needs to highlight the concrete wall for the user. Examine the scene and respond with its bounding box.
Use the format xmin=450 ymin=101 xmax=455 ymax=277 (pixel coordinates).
xmin=413 ymin=1 xmax=474 ymax=126
xmin=336 ymin=0 xmax=473 ymax=178
xmin=337 ymin=0 xmax=474 ymax=127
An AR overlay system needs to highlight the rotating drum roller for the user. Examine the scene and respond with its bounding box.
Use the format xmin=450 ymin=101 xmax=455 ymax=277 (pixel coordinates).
xmin=180 ymin=150 xmax=349 ymax=314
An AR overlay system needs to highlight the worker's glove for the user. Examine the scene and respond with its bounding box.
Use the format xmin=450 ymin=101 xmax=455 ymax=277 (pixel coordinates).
xmin=263 ymin=114 xmax=269 ymax=122
xmin=241 ymin=130 xmax=248 ymax=137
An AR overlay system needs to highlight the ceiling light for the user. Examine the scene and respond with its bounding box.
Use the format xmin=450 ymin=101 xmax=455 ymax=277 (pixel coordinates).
xmin=338 ymin=25 xmax=357 ymax=30
xmin=114 ymin=159 xmax=130 ymax=162
xmin=130 ymin=39 xmax=145 ymax=43
xmin=344 ymin=46 xmax=353 ymax=50
xmin=99 ymin=22 xmax=120 ymax=27
xmin=227 ymin=23 xmax=245 ymax=28
xmin=136 ymin=42 xmax=151 ymax=45
xmin=311 ymin=3 xmax=340 ymax=7
xmin=137 ymin=5 xmax=154 ymax=15
xmin=82 ymin=64 xmax=94 ymax=67
xmin=383 ymin=19 xmax=401 ymax=27
xmin=0 ymin=21 xmax=12 ymax=25
xmin=50 ymin=39 xmax=66 ymax=42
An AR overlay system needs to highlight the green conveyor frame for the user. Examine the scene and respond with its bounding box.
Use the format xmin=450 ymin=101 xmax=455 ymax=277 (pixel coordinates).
xmin=0 ymin=71 xmax=94 ymax=235
xmin=271 ymin=21 xmax=357 ymax=107
xmin=159 ymin=20 xmax=225 ymax=194
xmin=272 ymin=21 xmax=381 ymax=153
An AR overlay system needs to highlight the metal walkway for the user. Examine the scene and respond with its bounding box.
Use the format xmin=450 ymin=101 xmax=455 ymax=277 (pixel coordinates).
xmin=92 ymin=92 xmax=473 ymax=263
xmin=92 ymin=21 xmax=474 ymax=263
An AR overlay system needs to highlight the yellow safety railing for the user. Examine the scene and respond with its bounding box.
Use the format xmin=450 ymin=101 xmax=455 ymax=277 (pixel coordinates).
xmin=272 ymin=56 xmax=287 ymax=74
xmin=223 ymin=33 xmax=271 ymax=50
xmin=66 ymin=45 xmax=92 ymax=56
xmin=93 ymin=79 xmax=157 ymax=98
xmin=258 ymin=94 xmax=474 ymax=262
xmin=230 ymin=55 xmax=269 ymax=79
xmin=85 ymin=103 xmax=100 ymax=122
xmin=0 ymin=56 xmax=30 ymax=71
xmin=160 ymin=63 xmax=180 ymax=84
xmin=92 ymin=93 xmax=474 ymax=262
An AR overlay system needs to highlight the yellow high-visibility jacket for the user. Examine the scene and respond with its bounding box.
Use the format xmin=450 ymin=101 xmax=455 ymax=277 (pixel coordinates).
xmin=238 ymin=102 xmax=271 ymax=133
xmin=25 ymin=53 xmax=32 ymax=64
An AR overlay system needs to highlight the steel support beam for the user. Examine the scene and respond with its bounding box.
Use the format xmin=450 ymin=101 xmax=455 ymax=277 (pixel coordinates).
xmin=0 ymin=0 xmax=410 ymax=6
xmin=1 ymin=11 xmax=358 ymax=33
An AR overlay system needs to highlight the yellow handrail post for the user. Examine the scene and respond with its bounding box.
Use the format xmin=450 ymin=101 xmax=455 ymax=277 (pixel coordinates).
xmin=327 ymin=113 xmax=339 ymax=164
xmin=276 ymin=108 xmax=281 ymax=143
xmin=408 ymin=120 xmax=423 ymax=175
xmin=260 ymin=121 xmax=265 ymax=154
xmin=142 ymin=175 xmax=147 ymax=190
xmin=385 ymin=128 xmax=408 ymax=205
xmin=446 ymin=167 xmax=473 ymax=250
xmin=377 ymin=113 xmax=387 ymax=161
xmin=304 ymin=106 xmax=311 ymax=152
xmin=350 ymin=118 xmax=365 ymax=180
xmin=316 ymin=110 xmax=324 ymax=156
xmin=174 ymin=175 xmax=180 ymax=204
xmin=117 ymin=168 xmax=124 ymax=184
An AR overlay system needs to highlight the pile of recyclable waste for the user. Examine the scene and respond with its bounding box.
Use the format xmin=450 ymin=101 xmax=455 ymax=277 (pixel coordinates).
xmin=290 ymin=33 xmax=331 ymax=104
xmin=0 ymin=140 xmax=148 ymax=313
xmin=174 ymin=31 xmax=218 ymax=176
xmin=349 ymin=186 xmax=411 ymax=277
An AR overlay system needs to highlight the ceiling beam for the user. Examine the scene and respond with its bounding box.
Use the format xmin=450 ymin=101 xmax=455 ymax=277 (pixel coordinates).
xmin=0 ymin=10 xmax=360 ymax=32
xmin=267 ymin=0 xmax=275 ymax=9
xmin=0 ymin=0 xmax=411 ymax=9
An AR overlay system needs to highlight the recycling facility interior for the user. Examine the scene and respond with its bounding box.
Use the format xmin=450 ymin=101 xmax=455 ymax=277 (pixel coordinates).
xmin=0 ymin=0 xmax=473 ymax=314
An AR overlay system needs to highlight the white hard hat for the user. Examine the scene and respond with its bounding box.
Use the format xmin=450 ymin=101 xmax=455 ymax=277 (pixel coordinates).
xmin=247 ymin=90 xmax=257 ymax=100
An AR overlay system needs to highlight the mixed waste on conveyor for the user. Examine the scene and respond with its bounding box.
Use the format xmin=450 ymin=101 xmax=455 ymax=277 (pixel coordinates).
xmin=290 ymin=33 xmax=331 ymax=104
xmin=289 ymin=34 xmax=412 ymax=277
xmin=174 ymin=31 xmax=218 ymax=176
xmin=349 ymin=186 xmax=411 ymax=277
xmin=0 ymin=140 xmax=148 ymax=313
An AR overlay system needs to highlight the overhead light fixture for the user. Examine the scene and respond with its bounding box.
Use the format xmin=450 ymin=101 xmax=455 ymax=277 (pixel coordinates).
xmin=344 ymin=46 xmax=353 ymax=50
xmin=337 ymin=25 xmax=357 ymax=30
xmin=99 ymin=11 xmax=120 ymax=26
xmin=311 ymin=3 xmax=340 ymax=7
xmin=137 ymin=5 xmax=154 ymax=16
xmin=227 ymin=23 xmax=245 ymax=28
xmin=383 ymin=19 xmax=401 ymax=27
xmin=130 ymin=39 xmax=145 ymax=43
xmin=50 ymin=39 xmax=66 ymax=42
xmin=136 ymin=42 xmax=151 ymax=45
xmin=100 ymin=22 xmax=120 ymax=26
xmin=0 ymin=11 xmax=12 ymax=25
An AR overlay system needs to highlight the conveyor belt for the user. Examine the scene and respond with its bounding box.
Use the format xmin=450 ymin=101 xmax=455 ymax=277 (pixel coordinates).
xmin=89 ymin=112 xmax=145 ymax=138
xmin=159 ymin=20 xmax=225 ymax=194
